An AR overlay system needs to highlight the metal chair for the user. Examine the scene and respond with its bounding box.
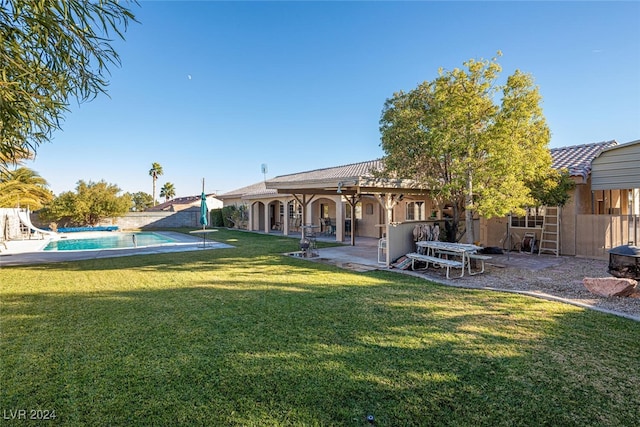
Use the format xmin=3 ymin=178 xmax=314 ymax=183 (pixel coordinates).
xmin=323 ymin=218 xmax=335 ymax=236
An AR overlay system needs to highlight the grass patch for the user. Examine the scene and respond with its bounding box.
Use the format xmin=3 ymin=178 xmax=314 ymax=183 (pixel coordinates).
xmin=1 ymin=229 xmax=639 ymax=425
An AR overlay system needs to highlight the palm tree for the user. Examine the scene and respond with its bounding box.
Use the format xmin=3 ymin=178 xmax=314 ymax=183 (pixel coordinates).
xmin=159 ymin=182 xmax=176 ymax=202
xmin=0 ymin=167 xmax=53 ymax=210
xmin=148 ymin=162 xmax=163 ymax=206
xmin=1 ymin=149 xmax=33 ymax=174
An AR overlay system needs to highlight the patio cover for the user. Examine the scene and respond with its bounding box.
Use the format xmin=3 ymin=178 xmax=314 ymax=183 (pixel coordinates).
xmin=265 ymin=159 xmax=431 ymax=249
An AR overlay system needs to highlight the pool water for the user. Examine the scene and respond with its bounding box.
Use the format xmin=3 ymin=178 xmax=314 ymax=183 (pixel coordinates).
xmin=44 ymin=232 xmax=178 ymax=251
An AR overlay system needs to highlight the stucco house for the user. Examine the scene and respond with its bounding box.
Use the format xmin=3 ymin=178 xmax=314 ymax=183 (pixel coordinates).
xmin=105 ymin=194 xmax=224 ymax=230
xmin=147 ymin=194 xmax=223 ymax=212
xmin=219 ymin=140 xmax=640 ymax=262
xmin=482 ymin=140 xmax=639 ymax=258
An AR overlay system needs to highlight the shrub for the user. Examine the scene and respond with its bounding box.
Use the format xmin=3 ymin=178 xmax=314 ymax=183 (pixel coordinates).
xmin=211 ymin=209 xmax=224 ymax=227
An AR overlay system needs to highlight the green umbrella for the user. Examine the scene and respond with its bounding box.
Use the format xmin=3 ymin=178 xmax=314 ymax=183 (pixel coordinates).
xmin=200 ymin=192 xmax=208 ymax=228
xmin=197 ymin=179 xmax=209 ymax=248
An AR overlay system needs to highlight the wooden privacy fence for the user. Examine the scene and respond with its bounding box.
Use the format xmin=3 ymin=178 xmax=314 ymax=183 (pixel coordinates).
xmin=575 ymin=214 xmax=640 ymax=259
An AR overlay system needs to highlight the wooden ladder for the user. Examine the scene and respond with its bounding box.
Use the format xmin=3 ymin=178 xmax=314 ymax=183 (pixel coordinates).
xmin=538 ymin=206 xmax=560 ymax=256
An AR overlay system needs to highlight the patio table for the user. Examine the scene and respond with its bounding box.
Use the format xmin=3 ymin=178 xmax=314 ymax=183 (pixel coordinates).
xmin=416 ymin=241 xmax=484 ymax=277
xmin=189 ymin=229 xmax=218 ymax=248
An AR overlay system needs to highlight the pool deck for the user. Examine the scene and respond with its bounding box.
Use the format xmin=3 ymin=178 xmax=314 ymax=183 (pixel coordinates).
xmin=0 ymin=231 xmax=232 ymax=267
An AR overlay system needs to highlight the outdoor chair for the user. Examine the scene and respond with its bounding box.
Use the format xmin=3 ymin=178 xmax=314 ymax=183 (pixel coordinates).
xmin=323 ymin=218 xmax=334 ymax=236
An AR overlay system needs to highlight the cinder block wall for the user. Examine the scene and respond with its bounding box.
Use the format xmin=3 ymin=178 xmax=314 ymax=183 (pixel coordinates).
xmin=98 ymin=211 xmax=202 ymax=230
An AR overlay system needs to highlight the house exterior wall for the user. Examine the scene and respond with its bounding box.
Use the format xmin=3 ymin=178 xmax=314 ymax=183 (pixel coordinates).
xmin=480 ymin=183 xmax=638 ymax=258
xmin=169 ymin=198 xmax=223 ymax=211
xmin=356 ymin=196 xmax=383 ymax=238
xmin=481 ymin=216 xmax=509 ymax=249
xmin=591 ymin=140 xmax=640 ymax=190
xmin=221 ymin=196 xmax=244 ymax=207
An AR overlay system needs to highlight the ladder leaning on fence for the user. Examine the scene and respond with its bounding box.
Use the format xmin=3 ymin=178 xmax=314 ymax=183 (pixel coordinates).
xmin=538 ymin=206 xmax=560 ymax=256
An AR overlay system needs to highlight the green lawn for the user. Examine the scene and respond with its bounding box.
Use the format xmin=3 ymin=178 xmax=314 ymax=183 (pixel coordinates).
xmin=1 ymin=229 xmax=639 ymax=426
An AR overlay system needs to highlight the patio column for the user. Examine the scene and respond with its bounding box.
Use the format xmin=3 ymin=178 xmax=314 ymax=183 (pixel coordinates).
xmin=247 ymin=202 xmax=254 ymax=231
xmin=292 ymin=194 xmax=316 ymax=240
xmin=345 ymin=195 xmax=360 ymax=246
xmin=264 ymin=202 xmax=270 ymax=234
xmin=283 ymin=199 xmax=290 ymax=236
xmin=335 ymin=196 xmax=345 ymax=242
xmin=305 ymin=199 xmax=314 ymax=226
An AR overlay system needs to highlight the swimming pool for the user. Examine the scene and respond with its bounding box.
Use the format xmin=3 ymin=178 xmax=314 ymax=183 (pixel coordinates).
xmin=43 ymin=232 xmax=179 ymax=251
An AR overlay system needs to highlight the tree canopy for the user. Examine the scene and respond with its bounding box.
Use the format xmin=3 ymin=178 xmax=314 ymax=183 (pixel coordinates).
xmin=528 ymin=169 xmax=575 ymax=208
xmin=0 ymin=0 xmax=137 ymax=167
xmin=0 ymin=166 xmax=53 ymax=209
xmin=127 ymin=191 xmax=154 ymax=212
xmin=380 ymin=54 xmax=552 ymax=243
xmin=40 ymin=179 xmax=130 ymax=226
xmin=160 ymin=182 xmax=176 ymax=202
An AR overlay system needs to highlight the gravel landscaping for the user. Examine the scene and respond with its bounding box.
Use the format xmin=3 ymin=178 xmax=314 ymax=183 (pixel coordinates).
xmin=400 ymin=252 xmax=640 ymax=321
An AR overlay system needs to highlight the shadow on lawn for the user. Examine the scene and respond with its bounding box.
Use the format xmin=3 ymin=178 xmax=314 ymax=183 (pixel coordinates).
xmin=3 ymin=271 xmax=639 ymax=426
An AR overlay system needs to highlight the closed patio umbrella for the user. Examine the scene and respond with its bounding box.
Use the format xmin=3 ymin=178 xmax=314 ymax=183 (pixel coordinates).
xmin=200 ymin=192 xmax=208 ymax=229
xmin=197 ymin=179 xmax=209 ymax=247
xmin=189 ymin=181 xmax=216 ymax=247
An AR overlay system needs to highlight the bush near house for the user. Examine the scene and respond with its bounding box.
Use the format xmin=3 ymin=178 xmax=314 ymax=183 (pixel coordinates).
xmin=222 ymin=204 xmax=248 ymax=229
xmin=211 ymin=208 xmax=224 ymax=227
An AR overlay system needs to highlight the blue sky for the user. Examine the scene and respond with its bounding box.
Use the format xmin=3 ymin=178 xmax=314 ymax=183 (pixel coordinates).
xmin=27 ymin=0 xmax=640 ymax=197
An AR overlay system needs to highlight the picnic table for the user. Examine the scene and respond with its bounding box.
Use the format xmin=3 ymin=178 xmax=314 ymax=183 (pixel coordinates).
xmin=410 ymin=241 xmax=491 ymax=278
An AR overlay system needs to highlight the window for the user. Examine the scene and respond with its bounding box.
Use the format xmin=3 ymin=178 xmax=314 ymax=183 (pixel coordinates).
xmin=345 ymin=202 xmax=362 ymax=220
xmin=365 ymin=203 xmax=374 ymax=215
xmin=406 ymin=201 xmax=425 ymax=221
xmin=511 ymin=207 xmax=545 ymax=228
xmin=320 ymin=203 xmax=329 ymax=218
xmin=288 ymin=201 xmax=301 ymax=219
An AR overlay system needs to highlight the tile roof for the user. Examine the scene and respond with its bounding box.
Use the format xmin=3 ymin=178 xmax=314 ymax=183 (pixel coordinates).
xmin=550 ymin=140 xmax=618 ymax=181
xmin=222 ymin=141 xmax=619 ymax=199
xmin=268 ymin=159 xmax=383 ymax=183
xmin=218 ymin=181 xmax=277 ymax=199
xmin=220 ymin=160 xmax=384 ymax=199
xmin=146 ymin=194 xmax=219 ymax=211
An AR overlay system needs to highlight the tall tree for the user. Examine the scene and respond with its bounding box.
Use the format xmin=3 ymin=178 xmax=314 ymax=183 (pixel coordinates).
xmin=0 ymin=167 xmax=53 ymax=210
xmin=148 ymin=162 xmax=163 ymax=206
xmin=159 ymin=182 xmax=176 ymax=202
xmin=126 ymin=191 xmax=154 ymax=212
xmin=40 ymin=180 xmax=130 ymax=226
xmin=0 ymin=1 xmax=137 ymax=167
xmin=380 ymin=54 xmax=552 ymax=243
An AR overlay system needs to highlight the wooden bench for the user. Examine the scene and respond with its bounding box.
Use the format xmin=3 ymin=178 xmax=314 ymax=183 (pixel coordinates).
xmin=406 ymin=252 xmax=464 ymax=279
